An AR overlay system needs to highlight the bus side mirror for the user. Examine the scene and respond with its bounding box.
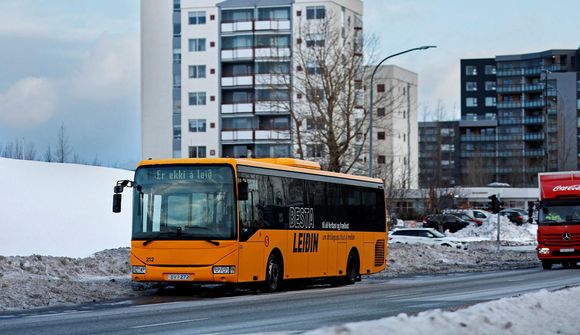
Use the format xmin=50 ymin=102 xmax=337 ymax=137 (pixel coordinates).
xmin=113 ymin=193 xmax=122 ymax=213
xmin=238 ymin=181 xmax=248 ymax=201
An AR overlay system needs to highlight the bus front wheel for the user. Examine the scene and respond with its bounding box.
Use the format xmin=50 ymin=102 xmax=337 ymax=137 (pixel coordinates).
xmin=264 ymin=253 xmax=283 ymax=292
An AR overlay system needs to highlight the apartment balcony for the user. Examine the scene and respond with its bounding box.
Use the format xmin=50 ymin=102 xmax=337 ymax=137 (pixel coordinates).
xmin=221 ymin=102 xmax=253 ymax=114
xmin=496 ymin=83 xmax=544 ymax=93
xmin=221 ymin=129 xmax=291 ymax=142
xmin=255 ymin=101 xmax=288 ymax=114
xmin=522 ymin=116 xmax=545 ymax=125
xmin=497 ymin=134 xmax=522 ymax=141
xmin=255 ymin=47 xmax=291 ymax=59
xmin=496 ymin=100 xmax=544 ymax=109
xmin=221 ymin=130 xmax=253 ymax=141
xmin=496 ymin=64 xmax=567 ymax=77
xmin=460 ymin=135 xmax=496 ymax=142
xmin=523 ymin=132 xmax=544 ymax=141
xmin=221 ymin=75 xmax=253 ymax=87
xmin=524 ymin=149 xmax=545 ymax=157
xmin=221 ymin=20 xmax=291 ymax=33
xmin=255 ymin=73 xmax=289 ymax=86
xmin=221 ymin=48 xmax=254 ymax=61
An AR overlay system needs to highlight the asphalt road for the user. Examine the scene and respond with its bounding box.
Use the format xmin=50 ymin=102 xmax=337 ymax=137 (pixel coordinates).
xmin=1 ymin=267 xmax=579 ymax=335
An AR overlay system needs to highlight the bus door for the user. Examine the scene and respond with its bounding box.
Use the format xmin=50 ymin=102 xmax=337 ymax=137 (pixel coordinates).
xmin=237 ymin=178 xmax=264 ymax=283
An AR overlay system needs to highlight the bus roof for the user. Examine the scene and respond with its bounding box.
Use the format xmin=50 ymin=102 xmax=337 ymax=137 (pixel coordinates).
xmin=137 ymin=158 xmax=383 ymax=185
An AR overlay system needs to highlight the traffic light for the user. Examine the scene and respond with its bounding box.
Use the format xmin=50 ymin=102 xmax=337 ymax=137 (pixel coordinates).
xmin=488 ymin=194 xmax=500 ymax=214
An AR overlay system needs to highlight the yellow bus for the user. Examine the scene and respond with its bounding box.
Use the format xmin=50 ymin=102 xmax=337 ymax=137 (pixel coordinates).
xmin=113 ymin=158 xmax=387 ymax=291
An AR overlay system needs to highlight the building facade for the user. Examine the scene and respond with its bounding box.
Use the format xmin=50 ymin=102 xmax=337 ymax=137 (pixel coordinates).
xmin=371 ymin=65 xmax=419 ymax=188
xmin=418 ymin=121 xmax=461 ymax=188
xmin=141 ymin=0 xmax=364 ymax=161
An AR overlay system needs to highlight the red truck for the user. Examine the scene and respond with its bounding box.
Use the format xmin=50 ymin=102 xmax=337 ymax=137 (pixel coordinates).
xmin=536 ymin=172 xmax=580 ymax=270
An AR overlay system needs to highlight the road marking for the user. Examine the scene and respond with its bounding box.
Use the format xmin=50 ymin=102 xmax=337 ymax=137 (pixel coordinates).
xmin=25 ymin=311 xmax=90 ymax=318
xmin=130 ymin=318 xmax=208 ymax=329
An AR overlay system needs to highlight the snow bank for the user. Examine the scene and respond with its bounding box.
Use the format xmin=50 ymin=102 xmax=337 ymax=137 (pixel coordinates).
xmin=0 ymin=248 xmax=137 ymax=311
xmin=0 ymin=158 xmax=133 ymax=257
xmin=448 ymin=216 xmax=537 ymax=244
xmin=307 ymin=285 xmax=580 ymax=335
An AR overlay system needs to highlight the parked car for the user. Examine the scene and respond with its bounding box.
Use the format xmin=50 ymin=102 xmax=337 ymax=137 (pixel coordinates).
xmin=422 ymin=214 xmax=471 ymax=233
xmin=499 ymin=209 xmax=527 ymax=225
xmin=443 ymin=209 xmax=492 ymax=225
xmin=388 ymin=228 xmax=468 ymax=250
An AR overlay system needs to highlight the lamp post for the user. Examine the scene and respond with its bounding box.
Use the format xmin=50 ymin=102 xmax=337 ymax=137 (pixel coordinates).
xmin=368 ymin=46 xmax=436 ymax=177
xmin=542 ymin=69 xmax=551 ymax=172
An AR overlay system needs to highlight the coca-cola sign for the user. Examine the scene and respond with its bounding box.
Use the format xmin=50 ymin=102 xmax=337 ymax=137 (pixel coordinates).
xmin=553 ymin=185 xmax=580 ymax=192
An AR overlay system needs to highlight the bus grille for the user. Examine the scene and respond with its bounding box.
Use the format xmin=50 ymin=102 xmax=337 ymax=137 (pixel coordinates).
xmin=374 ymin=239 xmax=386 ymax=267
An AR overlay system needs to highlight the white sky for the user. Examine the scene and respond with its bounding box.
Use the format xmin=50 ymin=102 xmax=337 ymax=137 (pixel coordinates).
xmin=0 ymin=0 xmax=578 ymax=165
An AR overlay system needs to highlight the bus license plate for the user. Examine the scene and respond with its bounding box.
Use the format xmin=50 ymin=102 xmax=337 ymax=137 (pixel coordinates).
xmin=167 ymin=274 xmax=190 ymax=281
xmin=560 ymin=248 xmax=575 ymax=253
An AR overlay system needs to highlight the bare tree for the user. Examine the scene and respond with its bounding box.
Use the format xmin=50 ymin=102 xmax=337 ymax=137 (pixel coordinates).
xmin=56 ymin=123 xmax=72 ymax=163
xmin=24 ymin=142 xmax=37 ymax=161
xmin=267 ymin=11 xmax=386 ymax=173
xmin=44 ymin=144 xmax=53 ymax=162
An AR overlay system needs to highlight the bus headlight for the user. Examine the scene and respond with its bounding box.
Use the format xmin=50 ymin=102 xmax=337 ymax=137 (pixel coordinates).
xmin=132 ymin=266 xmax=146 ymax=274
xmin=538 ymin=248 xmax=550 ymax=255
xmin=212 ymin=266 xmax=236 ymax=274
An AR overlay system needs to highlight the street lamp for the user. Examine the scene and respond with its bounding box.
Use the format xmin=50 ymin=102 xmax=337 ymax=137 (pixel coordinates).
xmin=368 ymin=45 xmax=436 ymax=177
xmin=542 ymin=69 xmax=551 ymax=172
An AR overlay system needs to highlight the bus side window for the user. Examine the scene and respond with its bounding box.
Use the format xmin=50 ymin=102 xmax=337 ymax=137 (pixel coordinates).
xmin=238 ymin=174 xmax=259 ymax=239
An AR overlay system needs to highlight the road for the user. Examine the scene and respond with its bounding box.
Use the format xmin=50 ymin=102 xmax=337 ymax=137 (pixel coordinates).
xmin=1 ymin=268 xmax=579 ymax=335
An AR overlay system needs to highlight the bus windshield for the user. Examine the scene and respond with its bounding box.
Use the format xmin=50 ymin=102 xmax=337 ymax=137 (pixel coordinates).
xmin=540 ymin=204 xmax=580 ymax=226
xmin=132 ymin=165 xmax=236 ymax=240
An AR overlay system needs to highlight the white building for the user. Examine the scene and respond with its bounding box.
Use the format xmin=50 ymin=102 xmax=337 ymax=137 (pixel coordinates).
xmin=368 ymin=65 xmax=419 ymax=188
xmin=141 ymin=0 xmax=364 ymax=160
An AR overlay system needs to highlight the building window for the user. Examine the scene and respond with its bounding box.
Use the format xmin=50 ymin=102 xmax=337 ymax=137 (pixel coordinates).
xmin=188 ymin=146 xmax=207 ymax=158
xmin=189 ymin=92 xmax=207 ymax=105
xmin=378 ymin=155 xmax=386 ymax=164
xmin=577 ymin=81 xmax=580 ymax=92
xmin=441 ymin=144 xmax=455 ymax=152
xmin=188 ymin=65 xmax=206 ymax=78
xmin=465 ymin=82 xmax=477 ymax=91
xmin=465 ymin=65 xmax=477 ymax=76
xmin=485 ymin=81 xmax=496 ymax=91
xmin=188 ymin=11 xmax=206 ymax=25
xmin=577 ymin=99 xmax=580 ymax=110
xmin=306 ymin=117 xmax=324 ymax=130
xmin=306 ymin=63 xmax=322 ymax=75
xmin=306 ymin=144 xmax=324 ymax=158
xmin=441 ymin=128 xmax=455 ymax=137
xmin=377 ymin=84 xmax=385 ymax=93
xmin=485 ymin=65 xmax=496 ymax=75
xmin=377 ymin=132 xmax=385 ymax=140
xmin=485 ymin=97 xmax=497 ymax=107
xmin=188 ymin=119 xmax=207 ymax=132
xmin=306 ymin=33 xmax=324 ymax=47
xmin=306 ymin=6 xmax=325 ymax=19
xmin=466 ymin=97 xmax=478 ymax=107
xmin=188 ymin=38 xmax=206 ymax=52
xmin=377 ymin=108 xmax=385 ymax=117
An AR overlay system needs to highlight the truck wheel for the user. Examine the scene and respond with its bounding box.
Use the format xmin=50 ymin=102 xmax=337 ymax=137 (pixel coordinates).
xmin=541 ymin=260 xmax=552 ymax=270
xmin=264 ymin=253 xmax=283 ymax=292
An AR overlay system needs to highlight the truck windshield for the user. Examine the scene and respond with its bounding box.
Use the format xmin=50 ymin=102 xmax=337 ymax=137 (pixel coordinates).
xmin=540 ymin=204 xmax=580 ymax=225
xmin=132 ymin=165 xmax=236 ymax=240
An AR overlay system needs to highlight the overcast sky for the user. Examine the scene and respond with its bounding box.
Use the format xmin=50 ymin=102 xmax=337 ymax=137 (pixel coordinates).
xmin=0 ymin=0 xmax=578 ymax=167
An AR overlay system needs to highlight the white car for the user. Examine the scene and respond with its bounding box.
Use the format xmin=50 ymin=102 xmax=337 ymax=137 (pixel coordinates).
xmin=388 ymin=228 xmax=468 ymax=250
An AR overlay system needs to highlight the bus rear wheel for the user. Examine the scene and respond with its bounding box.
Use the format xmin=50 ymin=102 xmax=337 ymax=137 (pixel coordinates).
xmin=541 ymin=260 xmax=552 ymax=270
xmin=344 ymin=251 xmax=359 ymax=285
xmin=264 ymin=253 xmax=283 ymax=292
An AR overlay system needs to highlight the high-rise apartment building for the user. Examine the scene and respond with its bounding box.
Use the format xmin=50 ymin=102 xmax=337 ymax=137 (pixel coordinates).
xmin=459 ymin=49 xmax=580 ymax=187
xmin=418 ymin=121 xmax=460 ymax=188
xmin=141 ymin=0 xmax=364 ymax=161
xmin=370 ymin=65 xmax=418 ymax=188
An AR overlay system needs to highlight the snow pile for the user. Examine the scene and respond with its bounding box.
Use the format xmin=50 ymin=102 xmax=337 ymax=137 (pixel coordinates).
xmin=0 ymin=157 xmax=133 ymax=257
xmin=0 ymin=248 xmax=137 ymax=311
xmin=307 ymin=285 xmax=580 ymax=335
xmin=378 ymin=242 xmax=538 ymax=278
xmin=448 ymin=216 xmax=537 ymax=244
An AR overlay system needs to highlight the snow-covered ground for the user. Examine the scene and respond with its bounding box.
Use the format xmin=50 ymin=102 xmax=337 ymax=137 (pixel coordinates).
xmin=0 ymin=157 xmax=133 ymax=257
xmin=1 ymin=157 xmax=577 ymax=334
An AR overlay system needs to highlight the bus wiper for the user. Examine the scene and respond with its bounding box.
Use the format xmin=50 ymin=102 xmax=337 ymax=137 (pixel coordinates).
xmin=203 ymin=239 xmax=220 ymax=246
xmin=142 ymin=232 xmax=174 ymax=246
